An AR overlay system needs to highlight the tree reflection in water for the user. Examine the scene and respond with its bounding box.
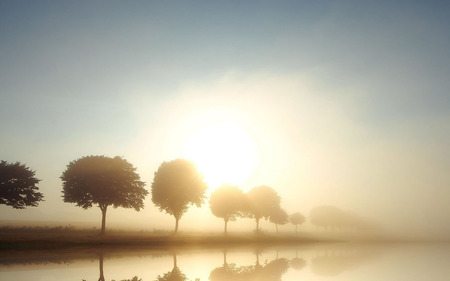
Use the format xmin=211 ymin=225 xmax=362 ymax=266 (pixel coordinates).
xmin=209 ymin=250 xmax=290 ymax=281
xmin=156 ymin=254 xmax=187 ymax=281
xmin=290 ymin=249 xmax=306 ymax=271
xmin=83 ymin=253 xmax=142 ymax=281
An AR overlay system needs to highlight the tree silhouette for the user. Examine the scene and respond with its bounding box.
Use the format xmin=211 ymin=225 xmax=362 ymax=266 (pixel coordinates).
xmin=61 ymin=155 xmax=147 ymax=235
xmin=289 ymin=212 xmax=305 ymax=233
xmin=210 ymin=184 xmax=245 ymax=233
xmin=245 ymin=185 xmax=281 ymax=232
xmin=269 ymin=208 xmax=289 ymax=233
xmin=0 ymin=161 xmax=44 ymax=209
xmin=151 ymin=159 xmax=208 ymax=233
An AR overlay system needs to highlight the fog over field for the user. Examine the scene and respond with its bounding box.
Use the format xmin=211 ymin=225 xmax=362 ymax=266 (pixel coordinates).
xmin=1 ymin=1 xmax=449 ymax=239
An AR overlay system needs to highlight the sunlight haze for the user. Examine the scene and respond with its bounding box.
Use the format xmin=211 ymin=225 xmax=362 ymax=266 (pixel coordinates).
xmin=1 ymin=1 xmax=450 ymax=239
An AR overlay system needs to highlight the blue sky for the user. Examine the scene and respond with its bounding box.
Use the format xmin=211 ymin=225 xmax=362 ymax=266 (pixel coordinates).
xmin=1 ymin=1 xmax=450 ymax=236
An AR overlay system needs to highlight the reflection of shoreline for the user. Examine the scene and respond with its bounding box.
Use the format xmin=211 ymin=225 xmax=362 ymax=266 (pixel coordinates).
xmin=0 ymin=244 xmax=379 ymax=280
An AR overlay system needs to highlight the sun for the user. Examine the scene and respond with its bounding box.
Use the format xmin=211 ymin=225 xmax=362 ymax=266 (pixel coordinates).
xmin=183 ymin=122 xmax=259 ymax=191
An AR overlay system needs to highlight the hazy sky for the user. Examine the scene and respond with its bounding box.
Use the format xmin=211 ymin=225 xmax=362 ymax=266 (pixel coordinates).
xmin=1 ymin=1 xmax=449 ymax=236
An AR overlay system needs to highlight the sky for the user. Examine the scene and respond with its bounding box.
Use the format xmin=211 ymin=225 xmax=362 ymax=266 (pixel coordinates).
xmin=1 ymin=0 xmax=450 ymax=237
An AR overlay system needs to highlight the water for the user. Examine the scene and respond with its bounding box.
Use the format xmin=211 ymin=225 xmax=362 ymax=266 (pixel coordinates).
xmin=1 ymin=243 xmax=450 ymax=281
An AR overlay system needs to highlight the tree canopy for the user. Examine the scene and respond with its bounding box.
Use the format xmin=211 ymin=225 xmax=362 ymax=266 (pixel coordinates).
xmin=269 ymin=208 xmax=289 ymax=232
xmin=210 ymin=184 xmax=246 ymax=233
xmin=61 ymin=155 xmax=147 ymax=234
xmin=0 ymin=161 xmax=44 ymax=209
xmin=245 ymin=185 xmax=281 ymax=231
xmin=151 ymin=159 xmax=208 ymax=232
xmin=289 ymin=212 xmax=305 ymax=233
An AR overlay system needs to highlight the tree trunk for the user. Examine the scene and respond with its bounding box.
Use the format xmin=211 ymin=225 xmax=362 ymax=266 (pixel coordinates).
xmin=224 ymin=219 xmax=228 ymax=234
xmin=174 ymin=217 xmax=179 ymax=233
xmin=100 ymin=205 xmax=107 ymax=235
xmin=256 ymin=218 xmax=260 ymax=232
xmin=276 ymin=224 xmax=279 ymax=233
xmin=295 ymin=224 xmax=298 ymax=233
xmin=98 ymin=254 xmax=105 ymax=281
xmin=173 ymin=253 xmax=177 ymax=268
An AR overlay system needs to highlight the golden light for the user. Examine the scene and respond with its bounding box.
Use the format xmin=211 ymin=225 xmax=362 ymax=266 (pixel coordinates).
xmin=183 ymin=121 xmax=259 ymax=191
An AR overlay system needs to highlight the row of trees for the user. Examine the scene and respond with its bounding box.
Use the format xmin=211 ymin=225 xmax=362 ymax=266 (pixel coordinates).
xmin=209 ymin=184 xmax=305 ymax=233
xmin=5 ymin=156 xmax=370 ymax=235
xmin=310 ymin=205 xmax=378 ymax=231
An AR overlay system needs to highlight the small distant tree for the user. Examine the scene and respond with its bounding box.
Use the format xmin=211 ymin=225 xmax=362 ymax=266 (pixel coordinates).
xmin=289 ymin=212 xmax=305 ymax=233
xmin=151 ymin=159 xmax=208 ymax=233
xmin=245 ymin=185 xmax=281 ymax=232
xmin=209 ymin=184 xmax=245 ymax=233
xmin=61 ymin=156 xmax=148 ymax=235
xmin=269 ymin=208 xmax=289 ymax=233
xmin=0 ymin=161 xmax=44 ymax=209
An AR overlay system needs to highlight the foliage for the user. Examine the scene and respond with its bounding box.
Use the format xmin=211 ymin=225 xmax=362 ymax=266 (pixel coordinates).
xmin=0 ymin=160 xmax=43 ymax=209
xmin=269 ymin=208 xmax=289 ymax=226
xmin=61 ymin=155 xmax=147 ymax=234
xmin=210 ymin=184 xmax=245 ymax=232
xmin=245 ymin=185 xmax=281 ymax=230
xmin=151 ymin=159 xmax=208 ymax=232
xmin=289 ymin=212 xmax=305 ymax=228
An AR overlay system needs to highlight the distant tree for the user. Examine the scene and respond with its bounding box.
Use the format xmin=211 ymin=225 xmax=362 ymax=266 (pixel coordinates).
xmin=269 ymin=208 xmax=289 ymax=233
xmin=0 ymin=161 xmax=44 ymax=209
xmin=310 ymin=205 xmax=342 ymax=231
xmin=310 ymin=206 xmax=379 ymax=232
xmin=245 ymin=185 xmax=281 ymax=232
xmin=289 ymin=212 xmax=305 ymax=233
xmin=61 ymin=156 xmax=147 ymax=235
xmin=210 ymin=184 xmax=246 ymax=233
xmin=151 ymin=159 xmax=208 ymax=233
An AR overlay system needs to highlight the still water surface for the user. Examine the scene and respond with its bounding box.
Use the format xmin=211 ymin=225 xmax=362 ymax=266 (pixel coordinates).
xmin=1 ymin=243 xmax=449 ymax=281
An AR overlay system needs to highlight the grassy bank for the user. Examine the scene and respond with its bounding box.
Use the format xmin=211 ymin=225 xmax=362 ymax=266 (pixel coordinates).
xmin=0 ymin=226 xmax=333 ymax=250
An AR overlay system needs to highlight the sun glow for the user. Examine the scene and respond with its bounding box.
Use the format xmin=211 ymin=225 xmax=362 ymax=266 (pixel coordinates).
xmin=183 ymin=122 xmax=259 ymax=191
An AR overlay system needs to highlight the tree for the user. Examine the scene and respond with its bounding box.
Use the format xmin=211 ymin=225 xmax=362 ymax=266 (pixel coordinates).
xmin=289 ymin=212 xmax=305 ymax=233
xmin=61 ymin=155 xmax=147 ymax=235
xmin=0 ymin=161 xmax=44 ymax=209
xmin=210 ymin=184 xmax=245 ymax=233
xmin=310 ymin=205 xmax=352 ymax=231
xmin=245 ymin=185 xmax=281 ymax=232
xmin=269 ymin=208 xmax=289 ymax=233
xmin=151 ymin=159 xmax=208 ymax=233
